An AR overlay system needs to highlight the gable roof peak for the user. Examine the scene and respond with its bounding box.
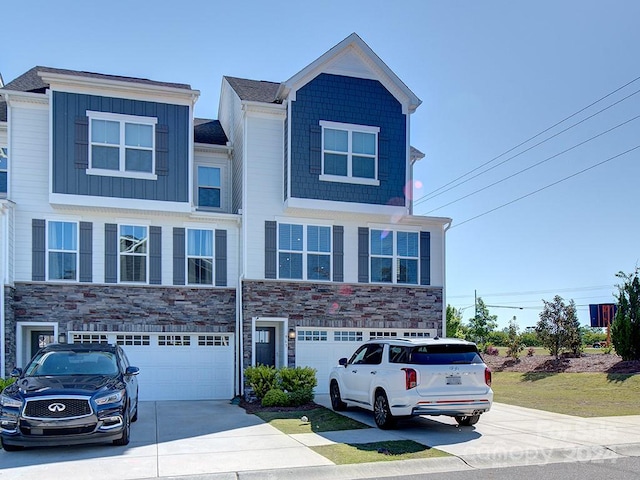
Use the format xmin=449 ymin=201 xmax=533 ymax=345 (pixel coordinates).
xmin=277 ymin=33 xmax=421 ymax=114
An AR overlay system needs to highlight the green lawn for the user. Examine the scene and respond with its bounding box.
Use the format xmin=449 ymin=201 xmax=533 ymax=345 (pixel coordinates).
xmin=255 ymin=407 xmax=369 ymax=434
xmin=492 ymin=372 xmax=640 ymax=417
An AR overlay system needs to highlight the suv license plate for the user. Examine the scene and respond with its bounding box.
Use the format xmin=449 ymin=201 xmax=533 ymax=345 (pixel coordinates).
xmin=446 ymin=376 xmax=461 ymax=385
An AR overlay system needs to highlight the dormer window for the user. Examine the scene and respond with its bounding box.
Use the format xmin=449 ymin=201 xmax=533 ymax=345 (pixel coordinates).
xmin=319 ymin=120 xmax=379 ymax=186
xmin=87 ymin=111 xmax=157 ymax=180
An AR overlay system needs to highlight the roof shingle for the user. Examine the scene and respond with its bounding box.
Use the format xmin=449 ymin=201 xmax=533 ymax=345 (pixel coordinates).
xmin=224 ymin=76 xmax=281 ymax=103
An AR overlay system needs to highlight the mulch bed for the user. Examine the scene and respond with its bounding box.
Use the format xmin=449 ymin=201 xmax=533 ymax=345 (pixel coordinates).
xmin=484 ymin=353 xmax=640 ymax=374
xmin=239 ymin=398 xmax=322 ymax=414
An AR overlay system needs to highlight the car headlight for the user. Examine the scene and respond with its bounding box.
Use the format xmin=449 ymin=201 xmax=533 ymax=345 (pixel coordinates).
xmin=94 ymin=390 xmax=124 ymax=405
xmin=0 ymin=394 xmax=22 ymax=409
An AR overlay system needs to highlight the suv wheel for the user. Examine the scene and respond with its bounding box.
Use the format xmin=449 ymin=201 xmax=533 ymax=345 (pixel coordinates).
xmin=113 ymin=410 xmax=131 ymax=446
xmin=455 ymin=414 xmax=480 ymax=426
xmin=1 ymin=439 xmax=23 ymax=452
xmin=373 ymin=391 xmax=395 ymax=429
xmin=330 ymin=381 xmax=347 ymax=411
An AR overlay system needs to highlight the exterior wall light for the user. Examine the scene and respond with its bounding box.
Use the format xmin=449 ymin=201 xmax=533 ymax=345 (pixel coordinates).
xmin=58 ymin=332 xmax=67 ymax=344
xmin=288 ymin=328 xmax=296 ymax=339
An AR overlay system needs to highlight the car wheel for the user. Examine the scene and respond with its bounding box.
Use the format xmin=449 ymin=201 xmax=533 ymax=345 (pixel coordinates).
xmin=373 ymin=391 xmax=395 ymax=429
xmin=455 ymin=414 xmax=480 ymax=426
xmin=1 ymin=439 xmax=23 ymax=452
xmin=113 ymin=409 xmax=131 ymax=446
xmin=131 ymin=396 xmax=139 ymax=423
xmin=330 ymin=381 xmax=347 ymax=411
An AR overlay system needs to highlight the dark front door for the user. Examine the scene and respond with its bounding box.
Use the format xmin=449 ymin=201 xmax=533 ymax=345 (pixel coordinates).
xmin=30 ymin=330 xmax=55 ymax=362
xmin=255 ymin=327 xmax=276 ymax=367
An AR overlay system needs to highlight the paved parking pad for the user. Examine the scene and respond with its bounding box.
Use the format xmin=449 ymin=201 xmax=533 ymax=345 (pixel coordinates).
xmin=1 ymin=398 xmax=639 ymax=480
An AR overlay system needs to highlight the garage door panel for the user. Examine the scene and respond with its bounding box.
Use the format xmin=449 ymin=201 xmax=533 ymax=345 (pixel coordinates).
xmin=70 ymin=332 xmax=234 ymax=401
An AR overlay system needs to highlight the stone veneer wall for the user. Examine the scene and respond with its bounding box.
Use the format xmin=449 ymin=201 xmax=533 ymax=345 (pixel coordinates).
xmin=241 ymin=280 xmax=443 ymax=369
xmin=3 ymin=285 xmax=16 ymax=376
xmin=5 ymin=282 xmax=236 ymax=373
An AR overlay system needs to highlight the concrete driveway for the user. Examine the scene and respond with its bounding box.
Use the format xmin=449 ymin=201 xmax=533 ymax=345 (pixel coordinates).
xmin=1 ymin=398 xmax=640 ymax=480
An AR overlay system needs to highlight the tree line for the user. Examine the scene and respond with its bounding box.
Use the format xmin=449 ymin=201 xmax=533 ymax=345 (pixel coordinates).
xmin=447 ymin=267 xmax=640 ymax=361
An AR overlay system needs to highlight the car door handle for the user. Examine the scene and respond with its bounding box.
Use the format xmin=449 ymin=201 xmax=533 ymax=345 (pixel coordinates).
xmin=351 ymin=370 xmax=358 ymax=373
xmin=370 ymin=371 xmax=377 ymax=375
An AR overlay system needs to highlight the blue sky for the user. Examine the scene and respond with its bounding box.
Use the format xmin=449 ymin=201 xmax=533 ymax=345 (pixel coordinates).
xmin=3 ymin=0 xmax=639 ymax=329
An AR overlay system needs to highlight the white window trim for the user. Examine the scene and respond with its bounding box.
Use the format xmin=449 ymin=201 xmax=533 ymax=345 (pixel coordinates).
xmin=319 ymin=120 xmax=380 ymax=186
xmin=46 ymin=220 xmax=79 ymax=282
xmin=277 ymin=223 xmax=332 ymax=282
xmin=118 ymin=223 xmax=149 ymax=284
xmin=186 ymin=228 xmax=215 ymax=286
xmin=195 ymin=163 xmax=225 ymax=211
xmin=0 ymin=146 xmax=8 ymax=196
xmin=370 ymin=229 xmax=419 ymax=285
xmin=86 ymin=110 xmax=158 ymax=180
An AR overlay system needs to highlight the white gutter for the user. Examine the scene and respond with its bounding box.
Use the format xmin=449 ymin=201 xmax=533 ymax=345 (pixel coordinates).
xmin=441 ymin=220 xmax=453 ymax=337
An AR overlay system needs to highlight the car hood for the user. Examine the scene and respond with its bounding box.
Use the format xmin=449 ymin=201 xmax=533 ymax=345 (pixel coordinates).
xmin=8 ymin=375 xmax=122 ymax=398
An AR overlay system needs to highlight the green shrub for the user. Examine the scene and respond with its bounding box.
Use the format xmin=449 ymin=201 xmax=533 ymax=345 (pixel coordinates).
xmin=261 ymin=388 xmax=290 ymax=407
xmin=278 ymin=366 xmax=317 ymax=393
xmin=244 ymin=365 xmax=277 ymax=400
xmin=287 ymin=387 xmax=314 ymax=407
xmin=0 ymin=377 xmax=16 ymax=391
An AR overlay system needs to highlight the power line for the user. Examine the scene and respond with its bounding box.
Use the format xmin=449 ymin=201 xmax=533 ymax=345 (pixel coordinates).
xmin=413 ymin=74 xmax=640 ymax=206
xmin=424 ymin=113 xmax=640 ymax=214
xmin=450 ymin=144 xmax=640 ymax=229
xmin=447 ymin=284 xmax=615 ymax=299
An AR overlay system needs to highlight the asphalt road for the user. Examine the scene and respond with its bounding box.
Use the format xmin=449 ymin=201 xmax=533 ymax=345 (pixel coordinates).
xmin=376 ymin=456 xmax=640 ymax=480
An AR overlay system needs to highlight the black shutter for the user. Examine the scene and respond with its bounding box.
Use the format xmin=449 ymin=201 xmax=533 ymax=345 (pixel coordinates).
xmin=156 ymin=124 xmax=169 ymax=176
xmin=79 ymin=222 xmax=93 ymax=283
xmin=332 ymin=226 xmax=344 ymax=282
xmin=215 ymin=229 xmax=227 ymax=287
xmin=358 ymin=227 xmax=369 ymax=283
xmin=104 ymin=223 xmax=118 ymax=283
xmin=75 ymin=116 xmax=89 ymax=169
xmin=420 ymin=231 xmax=431 ymax=286
xmin=32 ymin=219 xmax=46 ymax=281
xmin=265 ymin=221 xmax=277 ymax=279
xmin=149 ymin=226 xmax=162 ymax=285
xmin=309 ymin=124 xmax=322 ymax=174
xmin=173 ymin=228 xmax=185 ymax=285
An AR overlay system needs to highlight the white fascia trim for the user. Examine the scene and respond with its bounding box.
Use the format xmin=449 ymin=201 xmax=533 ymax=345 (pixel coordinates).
xmin=278 ymin=33 xmax=421 ymax=113
xmin=39 ymin=72 xmax=200 ymax=106
xmin=285 ymin=197 xmax=409 ymax=216
xmin=49 ymin=193 xmax=192 ymax=213
xmin=194 ymin=142 xmax=232 ymax=155
xmin=241 ymin=100 xmax=286 ymax=118
xmin=0 ymin=90 xmax=49 ymax=108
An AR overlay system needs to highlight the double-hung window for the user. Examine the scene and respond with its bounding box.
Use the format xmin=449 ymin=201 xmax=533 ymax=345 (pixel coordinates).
xmin=187 ymin=229 xmax=214 ymax=285
xmin=48 ymin=221 xmax=78 ymax=281
xmin=278 ymin=223 xmax=331 ymax=280
xmin=0 ymin=147 xmax=7 ymax=195
xmin=119 ymin=225 xmax=148 ymax=283
xmin=88 ymin=111 xmax=157 ymax=179
xmin=320 ymin=121 xmax=379 ymax=186
xmin=370 ymin=230 xmax=419 ymax=284
xmin=197 ymin=166 xmax=221 ymax=208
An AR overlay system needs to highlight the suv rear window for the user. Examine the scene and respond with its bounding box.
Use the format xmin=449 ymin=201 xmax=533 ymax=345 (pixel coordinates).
xmin=389 ymin=344 xmax=483 ymax=365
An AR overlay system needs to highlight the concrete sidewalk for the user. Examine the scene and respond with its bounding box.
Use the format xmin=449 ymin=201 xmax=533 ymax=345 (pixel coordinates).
xmin=1 ymin=398 xmax=639 ymax=480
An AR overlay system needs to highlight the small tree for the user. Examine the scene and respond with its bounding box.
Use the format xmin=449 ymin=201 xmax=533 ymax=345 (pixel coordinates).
xmin=466 ymin=297 xmax=498 ymax=346
xmin=536 ymin=295 xmax=580 ymax=358
xmin=505 ymin=317 xmax=524 ymax=360
xmin=611 ymin=269 xmax=640 ymax=361
xmin=446 ymin=305 xmax=465 ymax=338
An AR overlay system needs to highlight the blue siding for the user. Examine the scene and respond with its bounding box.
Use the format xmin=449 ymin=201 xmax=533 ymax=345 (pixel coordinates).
xmin=52 ymin=91 xmax=189 ymax=202
xmin=289 ymin=74 xmax=406 ymax=206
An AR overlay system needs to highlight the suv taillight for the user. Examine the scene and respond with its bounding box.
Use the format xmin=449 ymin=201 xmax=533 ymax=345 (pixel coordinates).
xmin=485 ymin=367 xmax=492 ymax=387
xmin=402 ymin=368 xmax=417 ymax=390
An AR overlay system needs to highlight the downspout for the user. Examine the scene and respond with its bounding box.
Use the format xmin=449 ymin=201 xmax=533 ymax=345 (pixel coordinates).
xmin=442 ymin=220 xmax=452 ymax=337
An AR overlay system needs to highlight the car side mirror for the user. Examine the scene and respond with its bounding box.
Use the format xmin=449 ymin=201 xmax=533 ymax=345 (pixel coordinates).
xmin=10 ymin=368 xmax=22 ymax=378
xmin=338 ymin=358 xmax=348 ymax=367
xmin=125 ymin=366 xmax=140 ymax=376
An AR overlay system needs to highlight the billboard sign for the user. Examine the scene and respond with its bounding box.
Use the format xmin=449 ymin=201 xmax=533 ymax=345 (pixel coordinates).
xmin=589 ymin=304 xmax=617 ymax=328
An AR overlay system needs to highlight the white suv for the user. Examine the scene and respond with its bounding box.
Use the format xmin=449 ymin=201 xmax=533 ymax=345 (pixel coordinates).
xmin=328 ymin=337 xmax=493 ymax=429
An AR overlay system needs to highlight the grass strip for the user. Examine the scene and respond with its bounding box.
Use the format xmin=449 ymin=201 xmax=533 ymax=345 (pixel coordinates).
xmin=255 ymin=407 xmax=369 ymax=434
xmin=310 ymin=440 xmax=449 ymax=465
xmin=493 ymin=372 xmax=640 ymax=417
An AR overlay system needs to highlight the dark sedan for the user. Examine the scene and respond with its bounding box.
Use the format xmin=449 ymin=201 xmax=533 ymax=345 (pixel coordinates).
xmin=0 ymin=343 xmax=139 ymax=451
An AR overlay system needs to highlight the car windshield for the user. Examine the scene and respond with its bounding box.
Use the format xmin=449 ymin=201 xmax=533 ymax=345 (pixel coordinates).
xmin=25 ymin=351 xmax=119 ymax=376
xmin=389 ymin=344 xmax=483 ymax=365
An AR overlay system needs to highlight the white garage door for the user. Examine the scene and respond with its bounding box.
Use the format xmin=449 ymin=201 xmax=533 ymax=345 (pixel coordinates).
xmin=295 ymin=328 xmax=437 ymax=394
xmin=70 ymin=332 xmax=235 ymax=401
